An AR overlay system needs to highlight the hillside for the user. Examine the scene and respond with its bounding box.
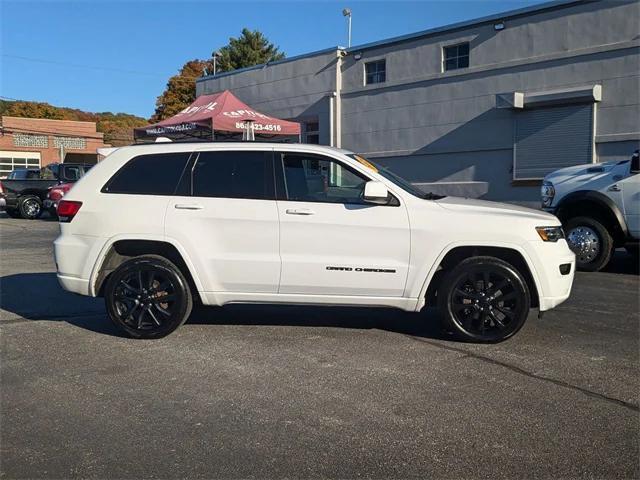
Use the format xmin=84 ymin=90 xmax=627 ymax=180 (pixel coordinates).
xmin=0 ymin=100 xmax=148 ymax=146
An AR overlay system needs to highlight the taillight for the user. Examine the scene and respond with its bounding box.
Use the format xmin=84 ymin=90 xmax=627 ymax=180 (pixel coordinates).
xmin=57 ymin=200 xmax=82 ymax=222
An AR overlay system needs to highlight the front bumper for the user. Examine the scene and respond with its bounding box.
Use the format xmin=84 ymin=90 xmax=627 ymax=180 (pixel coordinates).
xmin=526 ymin=239 xmax=575 ymax=311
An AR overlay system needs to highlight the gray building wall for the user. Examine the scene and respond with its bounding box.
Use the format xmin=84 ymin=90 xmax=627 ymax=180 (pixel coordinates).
xmin=197 ymin=0 xmax=640 ymax=206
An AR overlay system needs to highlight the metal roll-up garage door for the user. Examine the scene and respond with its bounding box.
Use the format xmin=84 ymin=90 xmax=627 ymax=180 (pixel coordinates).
xmin=514 ymin=103 xmax=594 ymax=180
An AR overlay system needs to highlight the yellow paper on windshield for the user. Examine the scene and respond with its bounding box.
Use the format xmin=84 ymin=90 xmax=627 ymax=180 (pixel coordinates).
xmin=354 ymin=155 xmax=378 ymax=173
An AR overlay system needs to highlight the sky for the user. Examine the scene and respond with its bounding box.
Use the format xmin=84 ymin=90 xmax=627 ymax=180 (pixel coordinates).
xmin=1 ymin=0 xmax=541 ymax=119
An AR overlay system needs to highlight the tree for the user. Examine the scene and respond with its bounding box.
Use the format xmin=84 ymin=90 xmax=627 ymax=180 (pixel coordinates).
xmin=150 ymin=29 xmax=285 ymax=122
xmin=150 ymin=59 xmax=212 ymax=123
xmin=215 ymin=28 xmax=285 ymax=73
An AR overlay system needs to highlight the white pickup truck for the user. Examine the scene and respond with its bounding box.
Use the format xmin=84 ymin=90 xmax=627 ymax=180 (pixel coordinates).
xmin=54 ymin=143 xmax=575 ymax=342
xmin=541 ymin=150 xmax=639 ymax=271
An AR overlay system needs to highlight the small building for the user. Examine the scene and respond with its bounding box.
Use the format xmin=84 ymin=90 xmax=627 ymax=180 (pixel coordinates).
xmin=196 ymin=0 xmax=640 ymax=206
xmin=0 ymin=116 xmax=109 ymax=178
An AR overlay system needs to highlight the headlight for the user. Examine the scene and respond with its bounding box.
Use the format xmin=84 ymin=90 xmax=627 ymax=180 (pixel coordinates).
xmin=536 ymin=226 xmax=564 ymax=242
xmin=541 ymin=181 xmax=555 ymax=208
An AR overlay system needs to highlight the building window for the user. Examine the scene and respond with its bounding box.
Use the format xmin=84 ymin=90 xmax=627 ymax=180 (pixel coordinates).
xmin=53 ymin=136 xmax=86 ymax=150
xmin=443 ymin=43 xmax=469 ymax=71
xmin=304 ymin=121 xmax=320 ymax=144
xmin=0 ymin=153 xmax=41 ymax=179
xmin=13 ymin=134 xmax=48 ymax=148
xmin=365 ymin=59 xmax=386 ymax=85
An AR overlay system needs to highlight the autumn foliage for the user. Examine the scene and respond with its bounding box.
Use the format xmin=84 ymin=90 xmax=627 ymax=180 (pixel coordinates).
xmin=0 ymin=99 xmax=147 ymax=146
xmin=151 ymin=29 xmax=285 ymax=122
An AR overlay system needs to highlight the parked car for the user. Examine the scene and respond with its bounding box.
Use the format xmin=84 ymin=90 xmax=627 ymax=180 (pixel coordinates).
xmin=44 ymin=183 xmax=74 ymax=219
xmin=54 ymin=143 xmax=575 ymax=341
xmin=541 ymin=150 xmax=639 ymax=271
xmin=0 ymin=163 xmax=93 ymax=219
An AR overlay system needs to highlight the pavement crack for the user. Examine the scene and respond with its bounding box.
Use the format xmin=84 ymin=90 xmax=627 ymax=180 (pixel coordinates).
xmin=406 ymin=335 xmax=640 ymax=412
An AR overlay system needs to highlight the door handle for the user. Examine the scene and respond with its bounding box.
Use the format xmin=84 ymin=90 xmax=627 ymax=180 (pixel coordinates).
xmin=608 ymin=184 xmax=621 ymax=192
xmin=286 ymin=208 xmax=315 ymax=216
xmin=174 ymin=204 xmax=204 ymax=210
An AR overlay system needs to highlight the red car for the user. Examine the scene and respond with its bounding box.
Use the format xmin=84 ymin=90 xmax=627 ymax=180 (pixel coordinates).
xmin=44 ymin=183 xmax=74 ymax=218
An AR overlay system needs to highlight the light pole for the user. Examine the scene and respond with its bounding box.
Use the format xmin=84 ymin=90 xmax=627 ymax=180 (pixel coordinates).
xmin=212 ymin=51 xmax=220 ymax=76
xmin=342 ymin=8 xmax=352 ymax=48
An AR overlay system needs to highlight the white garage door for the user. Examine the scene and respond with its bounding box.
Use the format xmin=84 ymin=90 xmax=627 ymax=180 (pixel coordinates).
xmin=0 ymin=151 xmax=41 ymax=179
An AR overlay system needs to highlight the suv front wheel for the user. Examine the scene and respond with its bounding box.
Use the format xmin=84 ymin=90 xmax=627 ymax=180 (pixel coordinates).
xmin=104 ymin=255 xmax=193 ymax=339
xmin=438 ymin=256 xmax=531 ymax=343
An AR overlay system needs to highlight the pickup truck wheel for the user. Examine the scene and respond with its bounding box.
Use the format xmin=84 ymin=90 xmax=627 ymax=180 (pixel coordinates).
xmin=565 ymin=216 xmax=613 ymax=272
xmin=438 ymin=257 xmax=531 ymax=343
xmin=18 ymin=195 xmax=43 ymax=220
xmin=104 ymin=255 xmax=193 ymax=339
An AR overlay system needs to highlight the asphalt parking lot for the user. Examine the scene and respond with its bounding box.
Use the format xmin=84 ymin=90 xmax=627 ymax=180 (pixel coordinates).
xmin=0 ymin=214 xmax=638 ymax=479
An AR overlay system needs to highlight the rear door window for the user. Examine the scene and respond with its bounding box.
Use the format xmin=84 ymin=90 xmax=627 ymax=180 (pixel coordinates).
xmin=102 ymin=152 xmax=191 ymax=195
xmin=192 ymin=151 xmax=273 ymax=200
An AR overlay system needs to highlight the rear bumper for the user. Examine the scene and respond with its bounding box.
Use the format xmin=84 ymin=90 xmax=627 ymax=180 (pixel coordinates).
xmin=56 ymin=274 xmax=90 ymax=296
xmin=54 ymin=232 xmax=106 ymax=297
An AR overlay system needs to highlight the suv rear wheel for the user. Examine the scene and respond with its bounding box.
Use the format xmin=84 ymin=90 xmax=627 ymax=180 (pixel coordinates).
xmin=104 ymin=255 xmax=193 ymax=339
xmin=565 ymin=216 xmax=613 ymax=272
xmin=438 ymin=256 xmax=531 ymax=343
xmin=18 ymin=195 xmax=43 ymax=220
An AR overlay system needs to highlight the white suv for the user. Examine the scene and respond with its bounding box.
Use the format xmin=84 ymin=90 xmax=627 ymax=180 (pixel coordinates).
xmin=54 ymin=143 xmax=575 ymax=342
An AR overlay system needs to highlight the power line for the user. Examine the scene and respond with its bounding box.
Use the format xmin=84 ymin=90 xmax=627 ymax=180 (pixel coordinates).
xmin=2 ymin=54 xmax=210 ymax=83
xmin=2 ymin=54 xmax=167 ymax=77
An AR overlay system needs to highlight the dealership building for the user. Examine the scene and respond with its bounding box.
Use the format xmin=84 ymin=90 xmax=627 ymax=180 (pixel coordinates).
xmin=197 ymin=0 xmax=640 ymax=206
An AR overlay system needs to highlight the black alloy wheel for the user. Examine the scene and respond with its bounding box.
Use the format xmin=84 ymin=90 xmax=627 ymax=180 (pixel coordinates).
xmin=104 ymin=256 xmax=192 ymax=339
xmin=438 ymin=256 xmax=531 ymax=343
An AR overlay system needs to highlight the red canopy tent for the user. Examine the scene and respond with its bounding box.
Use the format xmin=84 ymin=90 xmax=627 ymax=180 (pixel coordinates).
xmin=134 ymin=90 xmax=301 ymax=141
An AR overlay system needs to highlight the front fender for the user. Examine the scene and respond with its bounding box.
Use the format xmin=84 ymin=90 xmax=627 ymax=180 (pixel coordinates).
xmin=413 ymin=241 xmax=544 ymax=312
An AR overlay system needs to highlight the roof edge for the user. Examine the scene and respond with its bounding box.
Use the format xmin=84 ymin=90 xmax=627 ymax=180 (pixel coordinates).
xmin=196 ymin=0 xmax=587 ymax=85
xmin=197 ymin=46 xmax=341 ymax=83
xmin=345 ymin=0 xmax=585 ymax=53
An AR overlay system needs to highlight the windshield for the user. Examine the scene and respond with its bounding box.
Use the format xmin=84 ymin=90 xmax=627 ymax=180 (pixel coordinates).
xmin=349 ymin=154 xmax=445 ymax=200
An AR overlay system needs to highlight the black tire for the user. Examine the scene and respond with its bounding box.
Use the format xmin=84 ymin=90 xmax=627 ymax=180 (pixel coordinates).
xmin=565 ymin=216 xmax=613 ymax=272
xmin=4 ymin=208 xmax=22 ymax=218
xmin=104 ymin=255 xmax=193 ymax=339
xmin=437 ymin=256 xmax=531 ymax=343
xmin=18 ymin=195 xmax=43 ymax=220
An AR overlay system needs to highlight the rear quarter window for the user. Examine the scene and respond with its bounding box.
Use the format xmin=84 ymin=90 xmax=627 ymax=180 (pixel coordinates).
xmin=102 ymin=153 xmax=191 ymax=195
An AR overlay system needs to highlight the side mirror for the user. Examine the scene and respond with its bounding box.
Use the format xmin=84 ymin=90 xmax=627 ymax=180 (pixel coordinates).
xmin=363 ymin=181 xmax=389 ymax=205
